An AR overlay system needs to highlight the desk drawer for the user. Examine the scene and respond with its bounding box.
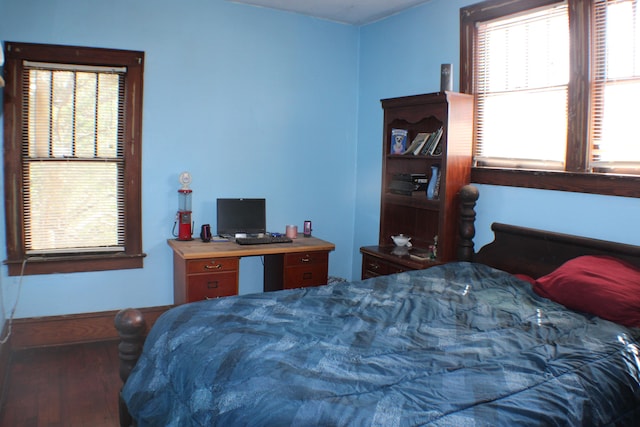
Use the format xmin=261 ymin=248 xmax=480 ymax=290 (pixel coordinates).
xmin=284 ymin=251 xmax=328 ymax=267
xmin=361 ymin=254 xmax=407 ymax=279
xmin=188 ymin=272 xmax=238 ymax=300
xmin=284 ymin=264 xmax=328 ymax=289
xmin=187 ymin=257 xmax=239 ymax=274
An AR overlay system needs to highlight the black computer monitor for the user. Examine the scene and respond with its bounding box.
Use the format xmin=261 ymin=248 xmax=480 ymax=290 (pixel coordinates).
xmin=216 ymin=198 xmax=266 ymax=237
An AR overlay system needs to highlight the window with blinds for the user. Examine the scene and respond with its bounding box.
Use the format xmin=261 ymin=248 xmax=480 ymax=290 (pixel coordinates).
xmin=462 ymin=0 xmax=640 ymax=196
xmin=474 ymin=3 xmax=570 ymax=170
xmin=591 ymin=0 xmax=640 ymax=173
xmin=22 ymin=61 xmax=127 ymax=255
xmin=4 ymin=42 xmax=144 ymax=275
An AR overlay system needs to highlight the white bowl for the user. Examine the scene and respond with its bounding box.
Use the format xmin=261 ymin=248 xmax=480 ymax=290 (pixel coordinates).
xmin=391 ymin=234 xmax=412 ymax=247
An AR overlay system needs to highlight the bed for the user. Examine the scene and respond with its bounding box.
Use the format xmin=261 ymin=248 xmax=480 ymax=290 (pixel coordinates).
xmin=115 ymin=186 xmax=640 ymax=426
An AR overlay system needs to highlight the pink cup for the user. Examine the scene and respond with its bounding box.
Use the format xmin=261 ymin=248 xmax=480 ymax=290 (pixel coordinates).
xmin=285 ymin=225 xmax=298 ymax=239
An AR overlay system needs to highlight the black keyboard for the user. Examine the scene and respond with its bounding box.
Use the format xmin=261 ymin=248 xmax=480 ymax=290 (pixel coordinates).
xmin=235 ymin=235 xmax=293 ymax=245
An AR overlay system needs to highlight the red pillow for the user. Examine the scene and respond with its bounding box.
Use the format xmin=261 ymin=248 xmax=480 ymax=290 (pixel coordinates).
xmin=533 ymin=255 xmax=640 ymax=328
xmin=514 ymin=274 xmax=536 ymax=285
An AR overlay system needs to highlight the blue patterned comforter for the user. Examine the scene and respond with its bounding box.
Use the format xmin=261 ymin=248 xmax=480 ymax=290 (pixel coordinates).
xmin=123 ymin=262 xmax=640 ymax=426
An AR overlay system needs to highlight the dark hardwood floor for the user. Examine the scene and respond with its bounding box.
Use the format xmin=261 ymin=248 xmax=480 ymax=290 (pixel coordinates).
xmin=0 ymin=340 xmax=121 ymax=427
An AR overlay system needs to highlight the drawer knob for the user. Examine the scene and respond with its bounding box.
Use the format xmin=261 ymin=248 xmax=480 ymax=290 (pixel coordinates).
xmin=205 ymin=263 xmax=223 ymax=270
xmin=368 ymin=263 xmax=379 ymax=270
xmin=207 ymin=281 xmax=219 ymax=289
xmin=301 ymin=256 xmax=311 ymax=263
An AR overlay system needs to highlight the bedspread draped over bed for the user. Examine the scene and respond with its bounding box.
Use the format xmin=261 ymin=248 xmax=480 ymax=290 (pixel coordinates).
xmin=122 ymin=262 xmax=640 ymax=426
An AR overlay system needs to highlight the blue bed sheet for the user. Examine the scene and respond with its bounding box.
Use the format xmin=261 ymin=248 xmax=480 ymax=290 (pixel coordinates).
xmin=122 ymin=262 xmax=640 ymax=426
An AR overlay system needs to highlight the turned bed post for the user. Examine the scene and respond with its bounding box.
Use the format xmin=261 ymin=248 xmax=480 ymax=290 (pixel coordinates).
xmin=458 ymin=184 xmax=479 ymax=262
xmin=115 ymin=308 xmax=146 ymax=427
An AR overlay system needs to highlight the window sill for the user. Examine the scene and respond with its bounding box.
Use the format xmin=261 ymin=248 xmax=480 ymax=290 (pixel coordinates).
xmin=5 ymin=252 xmax=146 ymax=276
xmin=471 ymin=167 xmax=640 ymax=198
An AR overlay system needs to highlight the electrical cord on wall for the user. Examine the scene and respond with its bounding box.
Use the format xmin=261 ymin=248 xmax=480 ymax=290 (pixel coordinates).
xmin=0 ymin=258 xmax=27 ymax=345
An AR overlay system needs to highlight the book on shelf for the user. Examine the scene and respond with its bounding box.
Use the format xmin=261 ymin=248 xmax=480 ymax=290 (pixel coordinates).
xmin=428 ymin=127 xmax=444 ymax=156
xmin=419 ymin=129 xmax=438 ymax=156
xmin=389 ymin=173 xmax=428 ymax=195
xmin=411 ymin=173 xmax=428 ymax=191
xmin=390 ymin=128 xmax=408 ymax=154
xmin=389 ymin=180 xmax=414 ymax=195
xmin=433 ymin=167 xmax=442 ymax=198
xmin=403 ymin=132 xmax=431 ymax=155
xmin=418 ymin=127 xmax=443 ymax=156
xmin=431 ymin=140 xmax=443 ymax=156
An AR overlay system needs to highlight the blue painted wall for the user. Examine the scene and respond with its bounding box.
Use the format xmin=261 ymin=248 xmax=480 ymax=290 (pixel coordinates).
xmin=0 ymin=0 xmax=359 ymax=320
xmin=353 ymin=0 xmax=640 ymax=280
xmin=1 ymin=0 xmax=638 ymax=325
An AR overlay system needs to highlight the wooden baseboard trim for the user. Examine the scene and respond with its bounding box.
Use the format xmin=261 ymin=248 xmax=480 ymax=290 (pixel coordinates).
xmin=10 ymin=305 xmax=172 ymax=351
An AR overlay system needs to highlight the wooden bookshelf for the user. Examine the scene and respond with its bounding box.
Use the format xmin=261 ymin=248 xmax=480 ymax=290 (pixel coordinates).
xmin=361 ymin=91 xmax=473 ymax=279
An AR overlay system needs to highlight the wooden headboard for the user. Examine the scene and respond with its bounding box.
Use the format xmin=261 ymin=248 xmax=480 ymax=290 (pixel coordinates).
xmin=457 ymin=184 xmax=640 ymax=278
xmin=475 ymin=222 xmax=640 ymax=278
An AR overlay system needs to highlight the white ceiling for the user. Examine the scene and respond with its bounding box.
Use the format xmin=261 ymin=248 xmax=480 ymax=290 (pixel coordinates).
xmin=229 ymin=0 xmax=433 ymax=25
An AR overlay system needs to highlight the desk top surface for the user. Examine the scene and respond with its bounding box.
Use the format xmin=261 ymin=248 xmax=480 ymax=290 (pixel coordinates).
xmin=168 ymin=236 xmax=336 ymax=259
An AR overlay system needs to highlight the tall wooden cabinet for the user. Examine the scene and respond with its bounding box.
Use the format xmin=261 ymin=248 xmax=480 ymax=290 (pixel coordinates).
xmin=360 ymin=92 xmax=473 ymax=279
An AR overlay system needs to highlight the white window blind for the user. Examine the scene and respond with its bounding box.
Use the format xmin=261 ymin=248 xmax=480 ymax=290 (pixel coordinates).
xmin=591 ymin=0 xmax=640 ymax=172
xmin=474 ymin=3 xmax=570 ymax=170
xmin=22 ymin=61 xmax=126 ymax=255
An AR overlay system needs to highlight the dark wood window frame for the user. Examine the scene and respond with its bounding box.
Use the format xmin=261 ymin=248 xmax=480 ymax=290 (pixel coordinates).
xmin=3 ymin=42 xmax=145 ymax=276
xmin=461 ymin=0 xmax=640 ymax=198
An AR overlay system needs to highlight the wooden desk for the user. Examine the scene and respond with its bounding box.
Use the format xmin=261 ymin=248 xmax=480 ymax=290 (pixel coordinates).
xmin=168 ymin=237 xmax=335 ymax=304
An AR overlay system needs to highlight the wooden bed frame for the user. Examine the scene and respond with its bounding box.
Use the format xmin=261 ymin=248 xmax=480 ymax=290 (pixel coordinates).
xmin=114 ymin=184 xmax=640 ymax=426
